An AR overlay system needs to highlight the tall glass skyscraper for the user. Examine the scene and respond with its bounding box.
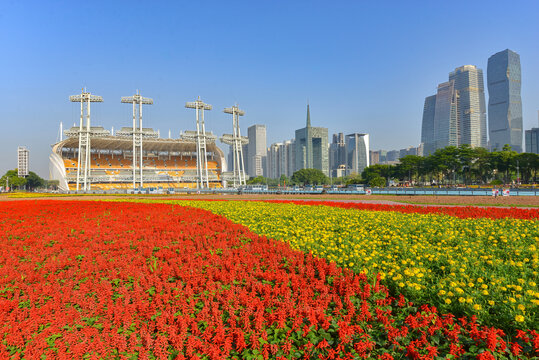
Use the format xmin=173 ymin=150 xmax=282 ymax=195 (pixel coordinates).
xmin=345 ymin=133 xmax=369 ymax=175
xmin=433 ymin=81 xmax=459 ymax=150
xmin=449 ymin=65 xmax=487 ymax=149
xmin=294 ymin=104 xmax=329 ymax=175
xmin=421 ymin=95 xmax=437 ymax=155
xmin=487 ymin=49 xmax=522 ymax=152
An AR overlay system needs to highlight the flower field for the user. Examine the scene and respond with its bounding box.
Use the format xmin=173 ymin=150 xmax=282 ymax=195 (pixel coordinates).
xmin=0 ymin=201 xmax=537 ymax=358
xmin=147 ymin=200 xmax=539 ymax=333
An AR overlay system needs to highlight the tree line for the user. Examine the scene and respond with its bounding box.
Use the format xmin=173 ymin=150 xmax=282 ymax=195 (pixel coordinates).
xmin=0 ymin=169 xmax=56 ymax=191
xmin=362 ymin=144 xmax=539 ymax=187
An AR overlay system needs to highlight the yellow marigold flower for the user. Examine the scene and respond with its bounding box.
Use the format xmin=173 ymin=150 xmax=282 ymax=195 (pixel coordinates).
xmin=473 ymin=304 xmax=482 ymax=310
xmin=488 ymin=300 xmax=495 ymax=306
xmin=515 ymin=315 xmax=525 ymax=322
xmin=517 ymin=304 xmax=525 ymax=311
xmin=445 ymin=298 xmax=451 ymax=304
xmin=458 ymin=297 xmax=465 ymax=303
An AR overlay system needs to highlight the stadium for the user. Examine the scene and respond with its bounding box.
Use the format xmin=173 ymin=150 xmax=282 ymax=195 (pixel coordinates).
xmin=49 ymin=127 xmax=226 ymax=192
xmin=49 ymin=91 xmax=234 ymax=192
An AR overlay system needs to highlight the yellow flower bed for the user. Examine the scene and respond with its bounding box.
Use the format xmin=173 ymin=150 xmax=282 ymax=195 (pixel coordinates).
xmin=159 ymin=200 xmax=538 ymax=331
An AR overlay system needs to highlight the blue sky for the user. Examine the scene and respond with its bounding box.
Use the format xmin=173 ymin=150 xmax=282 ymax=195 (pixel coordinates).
xmin=1 ymin=0 xmax=539 ymax=177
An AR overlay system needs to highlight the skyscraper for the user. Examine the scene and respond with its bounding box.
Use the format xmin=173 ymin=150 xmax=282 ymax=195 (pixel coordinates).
xmin=247 ymin=124 xmax=267 ymax=177
xmin=421 ymin=95 xmax=437 ymax=155
xmin=487 ymin=49 xmax=522 ymax=152
xmin=449 ymin=65 xmax=487 ymax=149
xmin=525 ymin=128 xmax=539 ymax=154
xmin=433 ymin=81 xmax=459 ymax=150
xmin=345 ymin=133 xmax=369 ymax=175
xmin=294 ymin=104 xmax=329 ymax=175
xmin=329 ymin=133 xmax=346 ymax=175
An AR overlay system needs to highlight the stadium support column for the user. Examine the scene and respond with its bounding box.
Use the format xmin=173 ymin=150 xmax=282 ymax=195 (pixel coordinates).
xmin=221 ymin=105 xmax=248 ymax=187
xmin=185 ymin=97 xmax=212 ymax=189
xmin=69 ymin=89 xmax=103 ymax=192
xmin=121 ymin=92 xmax=153 ymax=191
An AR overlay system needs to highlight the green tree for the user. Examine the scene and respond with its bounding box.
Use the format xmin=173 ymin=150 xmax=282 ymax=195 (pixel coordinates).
xmin=368 ymin=176 xmax=386 ymax=187
xmin=291 ymin=168 xmax=328 ymax=185
xmin=0 ymin=169 xmax=27 ymax=190
xmin=246 ymin=176 xmax=266 ymax=185
xmin=25 ymin=172 xmax=45 ymax=190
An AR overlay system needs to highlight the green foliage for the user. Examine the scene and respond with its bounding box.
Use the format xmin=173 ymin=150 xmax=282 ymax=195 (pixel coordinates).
xmin=26 ymin=172 xmax=45 ymax=190
xmin=362 ymin=144 xmax=539 ymax=185
xmin=344 ymin=173 xmax=363 ymax=185
xmin=246 ymin=176 xmax=266 ymax=185
xmin=0 ymin=169 xmax=27 ymax=189
xmin=291 ymin=169 xmax=328 ymax=185
xmin=368 ymin=176 xmax=386 ymax=187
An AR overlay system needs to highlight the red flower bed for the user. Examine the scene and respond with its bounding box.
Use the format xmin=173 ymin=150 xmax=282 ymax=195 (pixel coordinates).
xmin=0 ymin=201 xmax=535 ymax=359
xmin=263 ymin=200 xmax=539 ymax=220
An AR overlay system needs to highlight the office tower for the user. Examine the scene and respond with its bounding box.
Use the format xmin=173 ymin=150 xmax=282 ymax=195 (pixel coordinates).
xmin=433 ymin=81 xmax=459 ymax=150
xmin=17 ymin=146 xmax=29 ymax=177
xmin=294 ymin=104 xmax=329 ymax=175
xmin=286 ymin=139 xmax=295 ymax=177
xmin=421 ymin=95 xmax=437 ymax=155
xmin=370 ymin=151 xmax=379 ymax=166
xmin=488 ymin=49 xmax=523 ymax=152
xmin=525 ymin=128 xmax=539 ymax=154
xmin=449 ymin=65 xmax=487 ymax=149
xmin=267 ymin=143 xmax=281 ymax=179
xmin=386 ymin=150 xmax=400 ymax=163
xmin=345 ymin=133 xmax=369 ymax=175
xmin=329 ymin=133 xmax=346 ymax=174
xmin=247 ymin=124 xmax=266 ymax=177
xmin=267 ymin=140 xmax=295 ymax=179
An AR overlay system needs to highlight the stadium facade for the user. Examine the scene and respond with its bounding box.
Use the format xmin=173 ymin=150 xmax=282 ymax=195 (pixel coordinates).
xmin=50 ymin=126 xmax=227 ymax=192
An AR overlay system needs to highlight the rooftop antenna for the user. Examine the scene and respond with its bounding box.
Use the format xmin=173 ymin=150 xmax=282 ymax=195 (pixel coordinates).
xmin=121 ymin=91 xmax=153 ymax=190
xmin=185 ymin=97 xmax=212 ymax=189
xmin=69 ymin=89 xmax=103 ymax=191
xmin=220 ymin=104 xmax=248 ymax=187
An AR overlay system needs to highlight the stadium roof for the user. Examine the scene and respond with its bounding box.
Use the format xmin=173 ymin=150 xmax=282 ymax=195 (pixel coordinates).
xmin=54 ymin=136 xmax=223 ymax=153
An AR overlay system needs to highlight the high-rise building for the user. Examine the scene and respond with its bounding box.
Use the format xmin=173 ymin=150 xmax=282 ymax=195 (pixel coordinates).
xmin=421 ymin=95 xmax=437 ymax=155
xmin=433 ymin=81 xmax=459 ymax=150
xmin=17 ymin=146 xmax=29 ymax=177
xmin=345 ymin=133 xmax=369 ymax=175
xmin=294 ymin=104 xmax=329 ymax=175
xmin=449 ymin=65 xmax=487 ymax=149
xmin=424 ymin=65 xmax=487 ymax=153
xmin=247 ymin=124 xmax=267 ymax=177
xmin=488 ymin=49 xmax=523 ymax=152
xmin=329 ymin=133 xmax=346 ymax=174
xmin=267 ymin=140 xmax=295 ymax=179
xmin=286 ymin=139 xmax=295 ymax=177
xmin=386 ymin=150 xmax=400 ymax=163
xmin=267 ymin=143 xmax=281 ymax=179
xmin=525 ymin=128 xmax=539 ymax=154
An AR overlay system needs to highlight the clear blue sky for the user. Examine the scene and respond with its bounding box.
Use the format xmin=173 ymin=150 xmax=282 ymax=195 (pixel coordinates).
xmin=1 ymin=0 xmax=539 ymax=177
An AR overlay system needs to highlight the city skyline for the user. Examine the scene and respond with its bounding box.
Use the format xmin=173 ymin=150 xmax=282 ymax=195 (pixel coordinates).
xmin=2 ymin=1 xmax=539 ymax=177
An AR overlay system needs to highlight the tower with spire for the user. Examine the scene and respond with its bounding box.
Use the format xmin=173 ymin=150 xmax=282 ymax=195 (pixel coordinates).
xmin=294 ymin=103 xmax=329 ymax=176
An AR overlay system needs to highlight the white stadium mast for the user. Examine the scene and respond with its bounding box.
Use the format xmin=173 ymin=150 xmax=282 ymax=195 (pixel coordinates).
xmin=121 ymin=91 xmax=153 ymax=190
xmin=220 ymin=105 xmax=248 ymax=187
xmin=69 ymin=89 xmax=103 ymax=191
xmin=185 ymin=97 xmax=212 ymax=189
